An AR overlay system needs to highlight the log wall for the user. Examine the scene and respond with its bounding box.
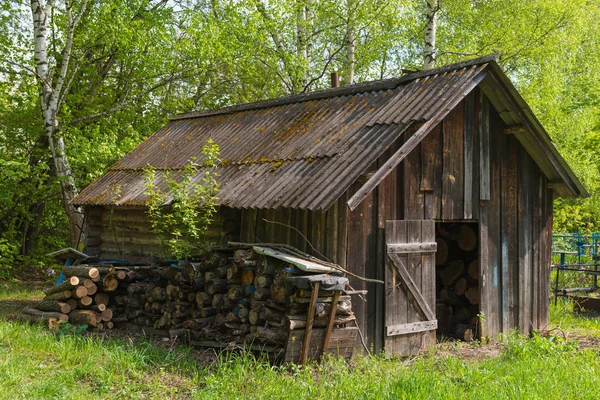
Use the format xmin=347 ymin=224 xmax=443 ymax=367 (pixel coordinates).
xmin=85 ymin=206 xmax=241 ymax=262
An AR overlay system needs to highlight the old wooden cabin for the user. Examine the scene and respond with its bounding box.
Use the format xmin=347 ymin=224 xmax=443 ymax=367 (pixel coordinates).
xmin=73 ymin=55 xmax=587 ymax=356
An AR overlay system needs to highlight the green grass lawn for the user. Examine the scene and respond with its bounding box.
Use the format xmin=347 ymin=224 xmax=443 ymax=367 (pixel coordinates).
xmin=0 ymin=282 xmax=599 ymax=399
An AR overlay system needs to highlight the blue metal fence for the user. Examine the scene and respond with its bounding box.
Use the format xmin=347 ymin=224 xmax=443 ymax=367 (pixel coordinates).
xmin=551 ymin=232 xmax=600 ymax=303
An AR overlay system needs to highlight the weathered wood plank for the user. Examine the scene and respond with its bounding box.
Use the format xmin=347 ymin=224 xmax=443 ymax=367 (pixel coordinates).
xmin=384 ymin=221 xmax=407 ymax=356
xmin=442 ymin=101 xmax=465 ymax=220
xmin=531 ymin=172 xmax=542 ymax=331
xmin=388 ymin=254 xmax=435 ymax=322
xmin=347 ymin=184 xmax=374 ymax=347
xmin=480 ymin=95 xmax=491 ymax=200
xmin=471 ymin=89 xmax=481 ymax=220
xmin=486 ymin=106 xmax=502 ymax=337
xmin=518 ymin=148 xmax=533 ymax=334
xmin=387 ymin=243 xmax=437 ymax=254
xmin=386 ymin=320 xmax=438 ymax=336
xmin=403 ymin=143 xmax=425 ymax=220
xmin=464 ymin=92 xmax=475 ymax=219
xmin=420 ymin=220 xmax=437 ymax=349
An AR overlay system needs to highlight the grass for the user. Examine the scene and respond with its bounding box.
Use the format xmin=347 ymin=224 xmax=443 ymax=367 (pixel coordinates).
xmin=0 ymin=282 xmax=600 ymax=399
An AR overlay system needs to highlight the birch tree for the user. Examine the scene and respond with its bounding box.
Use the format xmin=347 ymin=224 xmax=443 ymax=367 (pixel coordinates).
xmin=423 ymin=0 xmax=439 ymax=69
xmin=30 ymin=0 xmax=89 ymax=246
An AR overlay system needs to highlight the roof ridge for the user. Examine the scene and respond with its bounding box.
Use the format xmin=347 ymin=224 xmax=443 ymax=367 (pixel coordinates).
xmin=169 ymin=54 xmax=498 ymax=121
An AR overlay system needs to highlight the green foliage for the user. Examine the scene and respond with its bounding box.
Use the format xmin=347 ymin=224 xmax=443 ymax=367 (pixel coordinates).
xmin=1 ymin=0 xmax=600 ymax=273
xmin=144 ymin=139 xmax=220 ymax=259
xmin=58 ymin=322 xmax=88 ymax=337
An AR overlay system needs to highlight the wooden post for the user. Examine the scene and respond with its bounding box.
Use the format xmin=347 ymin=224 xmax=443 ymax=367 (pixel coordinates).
xmin=321 ymin=291 xmax=341 ymax=359
xmin=299 ymin=281 xmax=320 ymax=365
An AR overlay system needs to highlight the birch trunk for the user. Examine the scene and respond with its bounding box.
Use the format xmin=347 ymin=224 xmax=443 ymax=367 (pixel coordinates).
xmin=31 ymin=0 xmax=87 ymax=246
xmin=296 ymin=0 xmax=312 ymax=89
xmin=423 ymin=0 xmax=439 ymax=70
xmin=343 ymin=0 xmax=355 ymax=85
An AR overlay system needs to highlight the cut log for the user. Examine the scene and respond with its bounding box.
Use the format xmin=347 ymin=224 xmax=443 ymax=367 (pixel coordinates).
xmin=436 ymin=238 xmax=449 ymax=265
xmin=241 ymin=269 xmax=254 ymax=286
xmin=101 ymin=308 xmax=113 ymax=322
xmin=439 ymin=288 xmax=462 ymax=306
xmin=454 ymin=278 xmax=468 ymax=296
xmin=206 ymin=279 xmax=228 ymax=295
xmin=86 ymin=283 xmax=98 ymax=296
xmin=43 ymin=281 xmax=79 ymax=296
xmin=78 ymin=296 xmax=93 ymax=307
xmin=45 ymin=290 xmax=72 ymax=301
xmin=254 ymin=275 xmax=273 ymax=288
xmin=72 ymin=286 xmax=88 ymax=299
xmin=22 ymin=306 xmax=68 ymax=321
xmin=253 ymin=327 xmax=287 ymax=344
xmin=116 ymin=271 xmax=127 ymax=280
xmin=102 ymin=274 xmax=119 ymax=292
xmin=270 ymin=283 xmax=286 ymax=304
xmin=82 ymin=279 xmax=95 ymax=289
xmin=90 ymin=304 xmax=106 ymax=313
xmin=248 ymin=309 xmax=265 ymax=326
xmin=464 ymin=287 xmax=479 ymax=305
xmin=62 ymin=265 xmax=99 ymax=279
xmin=68 ymin=276 xmax=80 ymax=286
xmin=227 ymin=285 xmax=245 ymax=301
xmin=226 ymin=266 xmax=239 ymax=281
xmin=468 ymin=260 xmax=479 ymax=280
xmin=69 ymin=310 xmax=97 ymax=326
xmin=95 ymin=293 xmax=110 ymax=306
xmin=66 ymin=298 xmax=78 ymax=311
xmin=196 ymin=292 xmax=212 ymax=307
xmin=455 ymin=324 xmax=475 ymax=342
xmin=34 ymin=299 xmax=71 ymax=314
xmin=457 ymin=225 xmax=477 ymax=252
xmin=441 ymin=260 xmax=464 ymax=286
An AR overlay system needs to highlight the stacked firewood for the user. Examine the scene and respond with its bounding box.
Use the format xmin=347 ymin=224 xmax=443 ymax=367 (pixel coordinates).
xmin=435 ymin=224 xmax=480 ymax=341
xmin=20 ymin=247 xmax=355 ymax=354
xmin=17 ymin=264 xmax=151 ymax=329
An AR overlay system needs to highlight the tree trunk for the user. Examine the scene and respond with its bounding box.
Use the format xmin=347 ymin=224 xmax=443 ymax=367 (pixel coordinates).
xmin=31 ymin=0 xmax=87 ymax=247
xmin=343 ymin=0 xmax=355 ymax=85
xmin=423 ymin=0 xmax=439 ymax=70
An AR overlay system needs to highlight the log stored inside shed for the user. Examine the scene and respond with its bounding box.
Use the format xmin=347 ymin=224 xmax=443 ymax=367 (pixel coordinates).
xmin=435 ymin=222 xmax=479 ymax=341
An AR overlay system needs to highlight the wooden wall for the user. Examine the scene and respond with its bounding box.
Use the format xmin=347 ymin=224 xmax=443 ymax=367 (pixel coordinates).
xmin=390 ymin=89 xmax=553 ymax=339
xmin=84 ymin=206 xmax=241 ymax=262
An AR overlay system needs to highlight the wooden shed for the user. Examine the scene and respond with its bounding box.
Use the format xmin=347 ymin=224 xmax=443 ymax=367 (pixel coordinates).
xmin=73 ymin=55 xmax=587 ymax=357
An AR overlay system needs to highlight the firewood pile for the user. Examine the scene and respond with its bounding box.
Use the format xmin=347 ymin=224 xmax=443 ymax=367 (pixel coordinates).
xmin=19 ymin=246 xmax=357 ymax=361
xmin=435 ymin=224 xmax=480 ymax=341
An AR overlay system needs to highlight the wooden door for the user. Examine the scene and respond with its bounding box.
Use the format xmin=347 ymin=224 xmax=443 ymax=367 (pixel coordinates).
xmin=385 ymin=220 xmax=437 ymax=356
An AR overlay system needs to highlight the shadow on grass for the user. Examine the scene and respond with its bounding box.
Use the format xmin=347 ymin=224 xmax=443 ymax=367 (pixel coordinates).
xmin=0 ymin=281 xmax=47 ymax=318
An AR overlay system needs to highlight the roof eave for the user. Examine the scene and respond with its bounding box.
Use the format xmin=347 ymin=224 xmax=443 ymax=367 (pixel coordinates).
xmin=482 ymin=61 xmax=588 ymax=199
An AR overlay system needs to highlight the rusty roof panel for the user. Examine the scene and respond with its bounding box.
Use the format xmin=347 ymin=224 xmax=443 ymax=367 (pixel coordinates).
xmin=73 ymin=60 xmax=491 ymax=210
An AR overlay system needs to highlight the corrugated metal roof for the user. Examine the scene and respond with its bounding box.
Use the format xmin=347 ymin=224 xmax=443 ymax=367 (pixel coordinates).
xmin=73 ymin=59 xmax=492 ymax=210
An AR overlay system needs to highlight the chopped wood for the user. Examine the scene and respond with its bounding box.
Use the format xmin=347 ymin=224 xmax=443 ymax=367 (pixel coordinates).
xmin=22 ymin=306 xmax=68 ymax=321
xmin=69 ymin=276 xmax=80 ymax=286
xmin=465 ymin=287 xmax=480 ymax=305
xmin=66 ymin=298 xmax=78 ymax=311
xmin=43 ymin=281 xmax=79 ymax=296
xmin=454 ymin=278 xmax=468 ymax=296
xmin=72 ymin=286 xmax=88 ymax=299
xmin=86 ymin=283 xmax=98 ymax=296
xmin=436 ymin=238 xmax=449 ymax=265
xmin=45 ymin=290 xmax=72 ymax=301
xmin=455 ymin=324 xmax=475 ymax=342
xmin=441 ymin=260 xmax=464 ymax=286
xmin=69 ymin=310 xmax=97 ymax=326
xmin=34 ymin=299 xmax=71 ymax=314
xmin=62 ymin=265 xmax=100 ymax=279
xmin=95 ymin=293 xmax=110 ymax=306
xmin=457 ymin=225 xmax=477 ymax=251
xmin=79 ymin=296 xmax=93 ymax=307
xmin=468 ymin=260 xmax=479 ymax=280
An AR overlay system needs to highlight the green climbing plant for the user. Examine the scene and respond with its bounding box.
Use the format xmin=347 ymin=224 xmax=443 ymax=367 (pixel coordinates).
xmin=144 ymin=139 xmax=220 ymax=259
